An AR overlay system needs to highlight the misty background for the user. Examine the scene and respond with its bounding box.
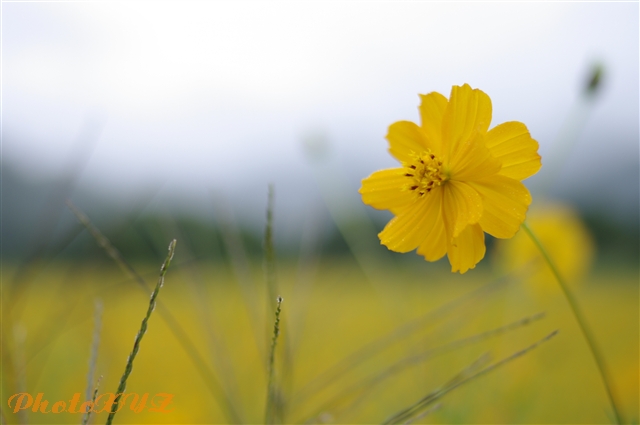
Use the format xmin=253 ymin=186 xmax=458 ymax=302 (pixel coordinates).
xmin=2 ymin=2 xmax=638 ymax=263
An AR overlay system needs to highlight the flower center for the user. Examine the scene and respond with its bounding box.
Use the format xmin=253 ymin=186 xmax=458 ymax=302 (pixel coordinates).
xmin=403 ymin=150 xmax=445 ymax=198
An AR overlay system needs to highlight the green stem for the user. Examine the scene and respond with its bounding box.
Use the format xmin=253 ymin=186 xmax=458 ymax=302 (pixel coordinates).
xmin=105 ymin=240 xmax=176 ymax=425
xmin=265 ymin=296 xmax=283 ymax=425
xmin=521 ymin=222 xmax=622 ymax=424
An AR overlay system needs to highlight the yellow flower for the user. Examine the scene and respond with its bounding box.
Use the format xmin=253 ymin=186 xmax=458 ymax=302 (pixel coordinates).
xmin=359 ymin=84 xmax=541 ymax=273
xmin=493 ymin=203 xmax=595 ymax=292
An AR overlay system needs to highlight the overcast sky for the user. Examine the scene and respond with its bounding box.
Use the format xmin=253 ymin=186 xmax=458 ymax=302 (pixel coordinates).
xmin=2 ymin=1 xmax=638 ymax=224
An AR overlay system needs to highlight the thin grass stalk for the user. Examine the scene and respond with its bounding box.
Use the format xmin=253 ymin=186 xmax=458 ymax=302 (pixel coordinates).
xmin=82 ymin=375 xmax=102 ymax=425
xmin=25 ymin=265 xmax=100 ymax=390
xmin=12 ymin=325 xmax=28 ymax=425
xmin=105 ymin=239 xmax=176 ymax=425
xmin=263 ymin=185 xmax=294 ymax=420
xmin=381 ymin=330 xmax=559 ymax=425
xmin=85 ymin=300 xmax=103 ymax=405
xmin=381 ymin=353 xmax=491 ymax=425
xmin=265 ymin=296 xmax=283 ymax=424
xmin=8 ymin=118 xmax=103 ymax=317
xmin=292 ymin=273 xmax=511 ymax=405
xmin=402 ymin=403 xmax=441 ymax=425
xmin=164 ymin=216 xmax=243 ymax=413
xmin=67 ymin=200 xmax=241 ymax=423
xmin=308 ymin=312 xmax=545 ymax=420
xmin=210 ymin=192 xmax=266 ymax=367
xmin=521 ymin=222 xmax=622 ymax=424
xmin=537 ymin=63 xmax=603 ymax=195
xmin=290 ymin=205 xmax=324 ymax=350
xmin=264 ymin=185 xmax=278 ymax=310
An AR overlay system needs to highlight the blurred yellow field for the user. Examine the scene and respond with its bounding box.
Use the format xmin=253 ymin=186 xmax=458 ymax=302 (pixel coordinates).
xmin=2 ymin=257 xmax=637 ymax=424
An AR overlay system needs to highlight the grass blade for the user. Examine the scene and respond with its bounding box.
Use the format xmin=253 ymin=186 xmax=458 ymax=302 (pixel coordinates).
xmin=292 ymin=274 xmax=511 ymax=405
xmin=82 ymin=375 xmax=102 ymax=425
xmin=105 ymin=239 xmax=176 ymax=425
xmin=84 ymin=300 xmax=103 ymax=407
xmin=66 ymin=200 xmax=241 ymax=423
xmin=381 ymin=330 xmax=559 ymax=425
xmin=522 ymin=222 xmax=622 ymax=424
xmin=305 ymin=312 xmax=545 ymax=421
xmin=265 ymin=296 xmax=284 ymax=424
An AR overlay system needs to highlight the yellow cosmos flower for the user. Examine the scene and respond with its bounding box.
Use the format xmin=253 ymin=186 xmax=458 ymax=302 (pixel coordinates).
xmin=359 ymin=84 xmax=541 ymax=273
xmin=494 ymin=203 xmax=595 ymax=293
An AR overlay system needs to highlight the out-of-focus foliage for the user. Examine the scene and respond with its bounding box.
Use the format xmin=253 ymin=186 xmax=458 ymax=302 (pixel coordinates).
xmin=2 ymin=257 xmax=637 ymax=424
xmin=493 ymin=202 xmax=595 ymax=296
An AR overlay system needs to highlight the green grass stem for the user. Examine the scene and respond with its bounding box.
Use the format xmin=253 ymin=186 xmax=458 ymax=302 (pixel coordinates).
xmin=67 ymin=200 xmax=241 ymax=423
xmin=402 ymin=402 xmax=441 ymax=425
xmin=82 ymin=375 xmax=102 ymax=425
xmin=306 ymin=312 xmax=546 ymax=421
xmin=85 ymin=300 xmax=103 ymax=404
xmin=292 ymin=273 xmax=512 ymax=406
xmin=105 ymin=239 xmax=176 ymax=425
xmin=522 ymin=222 xmax=622 ymax=424
xmin=381 ymin=330 xmax=559 ymax=425
xmin=264 ymin=185 xmax=278 ymax=310
xmin=265 ymin=296 xmax=283 ymax=424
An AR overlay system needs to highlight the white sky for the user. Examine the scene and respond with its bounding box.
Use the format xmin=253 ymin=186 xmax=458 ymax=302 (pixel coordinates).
xmin=2 ymin=1 xmax=639 ymax=221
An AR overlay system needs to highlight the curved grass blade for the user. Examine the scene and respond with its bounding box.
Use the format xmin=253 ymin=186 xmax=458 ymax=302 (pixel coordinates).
xmin=522 ymin=222 xmax=622 ymax=424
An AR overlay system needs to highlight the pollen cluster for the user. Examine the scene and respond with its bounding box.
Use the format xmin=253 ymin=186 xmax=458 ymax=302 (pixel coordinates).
xmin=402 ymin=150 xmax=445 ymax=198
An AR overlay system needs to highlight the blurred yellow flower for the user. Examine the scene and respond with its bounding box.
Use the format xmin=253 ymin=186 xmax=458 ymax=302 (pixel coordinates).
xmin=494 ymin=203 xmax=595 ymax=291
xmin=359 ymin=84 xmax=541 ymax=273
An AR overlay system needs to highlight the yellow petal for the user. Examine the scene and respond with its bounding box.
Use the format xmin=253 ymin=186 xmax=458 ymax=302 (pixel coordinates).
xmin=441 ymin=84 xmax=492 ymax=163
xmin=419 ymin=91 xmax=448 ymax=156
xmin=359 ymin=168 xmax=415 ymax=211
xmin=386 ymin=121 xmax=430 ymax=163
xmin=416 ymin=207 xmax=447 ymax=261
xmin=379 ymin=187 xmax=443 ymax=253
xmin=448 ymin=130 xmax=501 ymax=181
xmin=442 ymin=181 xmax=483 ymax=238
xmin=469 ymin=175 xmax=532 ymax=239
xmin=447 ymin=223 xmax=485 ymax=274
xmin=485 ymin=121 xmax=542 ymax=181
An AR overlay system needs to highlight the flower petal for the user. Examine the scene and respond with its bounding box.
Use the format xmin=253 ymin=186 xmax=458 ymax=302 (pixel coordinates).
xmin=441 ymin=84 xmax=492 ymax=163
xmin=448 ymin=131 xmax=501 ymax=182
xmin=416 ymin=206 xmax=447 ymax=261
xmin=379 ymin=187 xmax=443 ymax=253
xmin=359 ymin=168 xmax=415 ymax=211
xmin=447 ymin=223 xmax=485 ymax=274
xmin=485 ymin=121 xmax=542 ymax=181
xmin=469 ymin=175 xmax=532 ymax=239
xmin=386 ymin=121 xmax=430 ymax=163
xmin=419 ymin=91 xmax=448 ymax=156
xmin=442 ymin=181 xmax=483 ymax=238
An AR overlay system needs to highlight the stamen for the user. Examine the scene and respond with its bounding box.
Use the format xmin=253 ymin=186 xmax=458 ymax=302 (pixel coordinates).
xmin=403 ymin=149 xmax=445 ymax=198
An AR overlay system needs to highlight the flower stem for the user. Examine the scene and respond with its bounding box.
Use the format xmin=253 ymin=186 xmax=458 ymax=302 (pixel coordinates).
xmin=521 ymin=222 xmax=622 ymax=424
